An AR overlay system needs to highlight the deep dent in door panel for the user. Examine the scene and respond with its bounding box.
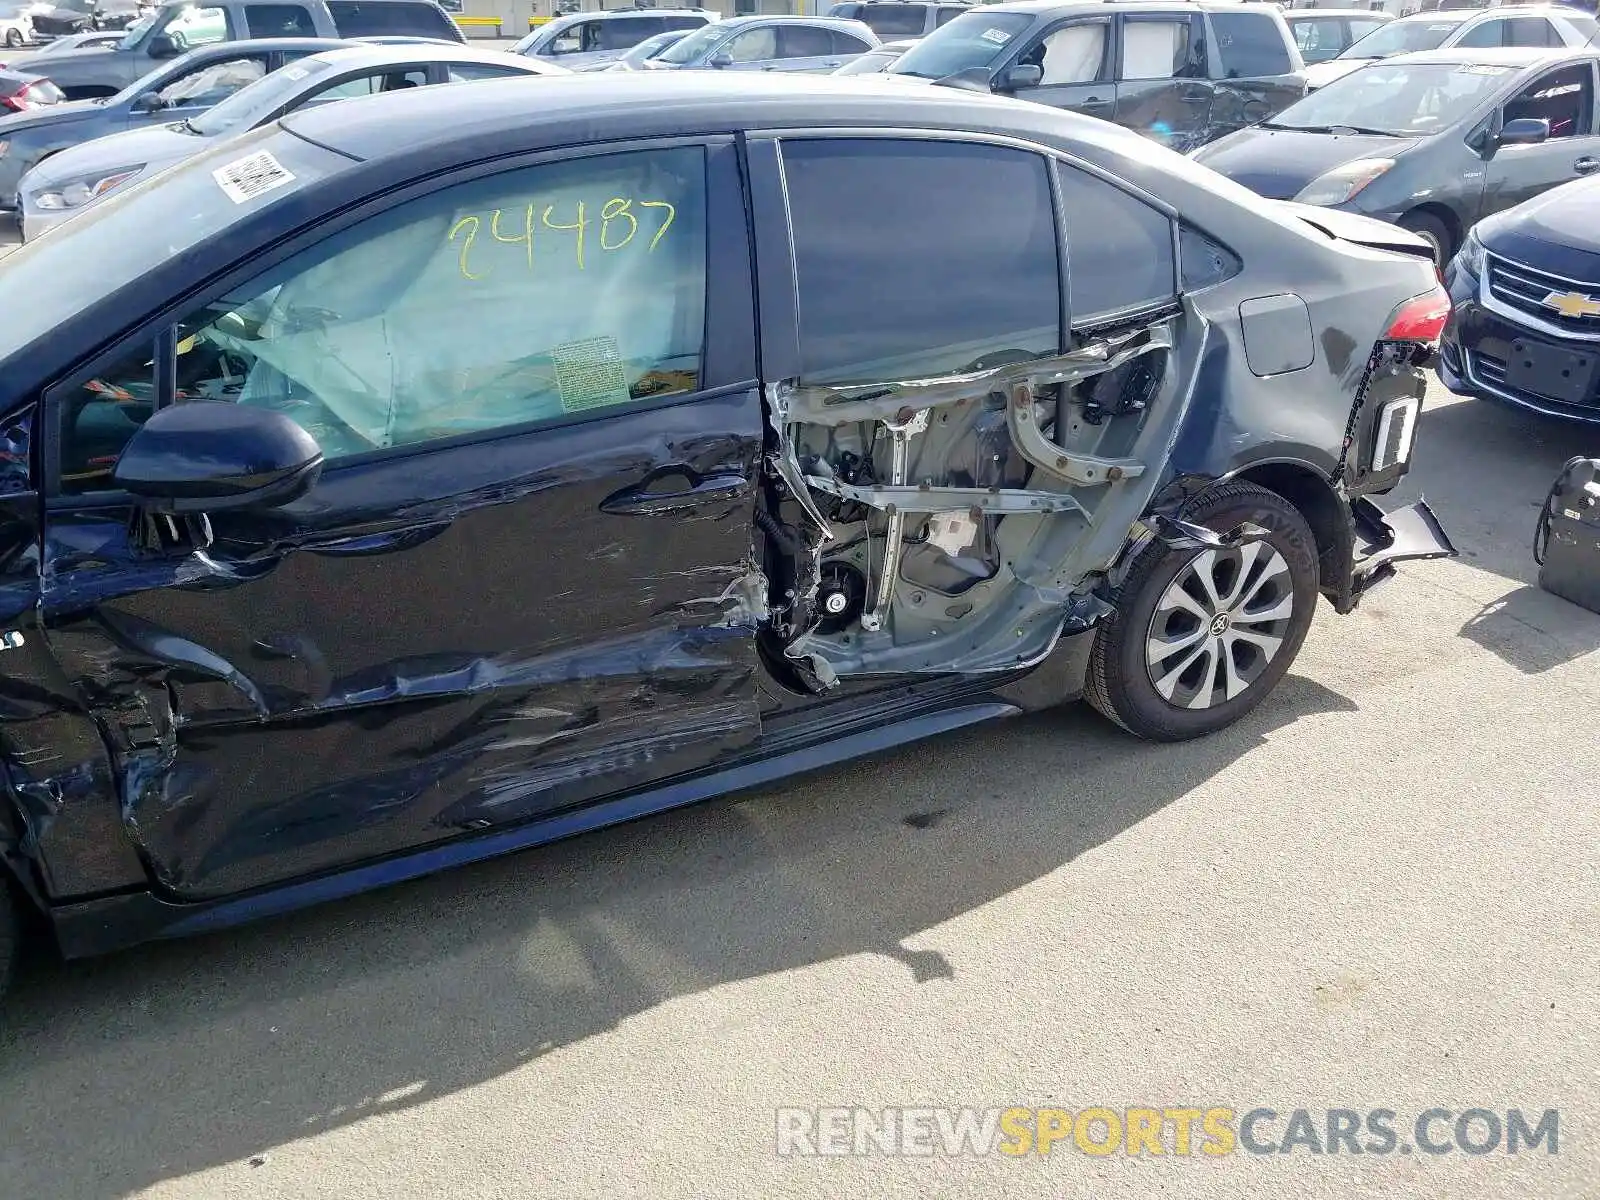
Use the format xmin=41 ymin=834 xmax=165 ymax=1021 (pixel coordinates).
xmin=38 ymin=396 xmax=770 ymax=899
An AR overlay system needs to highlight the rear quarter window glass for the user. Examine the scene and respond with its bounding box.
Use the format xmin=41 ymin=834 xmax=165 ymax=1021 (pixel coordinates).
xmin=782 ymin=138 xmax=1061 ymax=385
xmin=327 ymin=1 xmax=457 ymax=39
xmin=1210 ymin=11 xmax=1293 ymax=78
xmin=1057 ymin=163 xmax=1175 ymax=322
xmin=858 ymin=4 xmax=928 ymax=37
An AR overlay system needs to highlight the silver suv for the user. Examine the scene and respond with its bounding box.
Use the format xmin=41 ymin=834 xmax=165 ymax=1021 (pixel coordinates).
xmin=511 ymin=7 xmax=716 ymax=70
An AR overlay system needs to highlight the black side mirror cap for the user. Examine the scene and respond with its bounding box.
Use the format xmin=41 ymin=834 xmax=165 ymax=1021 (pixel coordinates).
xmin=130 ymin=91 xmax=164 ymax=112
xmin=146 ymin=33 xmax=178 ymax=58
xmin=994 ymin=63 xmax=1041 ymax=91
xmin=113 ymin=400 xmax=324 ymax=515
xmin=1498 ymin=117 xmax=1550 ymax=146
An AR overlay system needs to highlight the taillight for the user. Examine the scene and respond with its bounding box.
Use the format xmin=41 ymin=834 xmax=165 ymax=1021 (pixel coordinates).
xmin=1382 ymin=284 xmax=1452 ymax=344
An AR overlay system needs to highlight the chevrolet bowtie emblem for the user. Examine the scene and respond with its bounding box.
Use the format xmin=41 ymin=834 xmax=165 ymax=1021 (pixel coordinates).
xmin=1541 ymin=289 xmax=1600 ymax=320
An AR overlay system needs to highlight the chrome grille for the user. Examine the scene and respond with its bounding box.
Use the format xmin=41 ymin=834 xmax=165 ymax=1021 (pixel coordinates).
xmin=1486 ymin=255 xmax=1600 ymax=337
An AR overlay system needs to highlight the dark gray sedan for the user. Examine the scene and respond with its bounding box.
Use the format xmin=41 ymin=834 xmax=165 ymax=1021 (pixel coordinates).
xmin=0 ymin=36 xmax=348 ymax=208
xmin=1191 ymin=47 xmax=1600 ymax=263
xmin=0 ymin=72 xmax=1453 ymax=991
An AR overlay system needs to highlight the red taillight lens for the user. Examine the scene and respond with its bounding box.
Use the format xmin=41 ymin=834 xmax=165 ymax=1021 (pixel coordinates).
xmin=1383 ymin=284 xmax=1452 ymax=344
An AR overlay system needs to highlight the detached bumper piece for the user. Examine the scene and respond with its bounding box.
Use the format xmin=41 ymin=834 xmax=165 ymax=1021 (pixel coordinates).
xmin=1348 ymin=496 xmax=1457 ymax=604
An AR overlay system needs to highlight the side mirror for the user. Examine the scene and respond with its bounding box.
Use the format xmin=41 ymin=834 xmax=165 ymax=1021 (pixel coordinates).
xmin=707 ymin=49 xmax=732 ymax=68
xmin=146 ymin=32 xmax=178 ymax=57
xmin=1498 ymin=117 xmax=1550 ymax=146
xmin=113 ymin=401 xmax=324 ymax=515
xmin=130 ymin=91 xmax=164 ymax=112
xmin=994 ymin=63 xmax=1042 ymax=91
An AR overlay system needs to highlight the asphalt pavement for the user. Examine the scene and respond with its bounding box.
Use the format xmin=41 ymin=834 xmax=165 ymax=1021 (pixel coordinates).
xmin=1 ymin=217 xmax=1598 ymax=1197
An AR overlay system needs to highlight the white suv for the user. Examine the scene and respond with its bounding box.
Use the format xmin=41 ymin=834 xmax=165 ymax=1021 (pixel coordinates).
xmin=1305 ymin=4 xmax=1600 ymax=88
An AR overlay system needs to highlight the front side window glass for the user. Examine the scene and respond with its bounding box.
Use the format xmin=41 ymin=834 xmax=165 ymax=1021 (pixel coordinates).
xmin=243 ymin=4 xmax=316 ymax=37
xmin=1036 ymin=23 xmax=1107 ymax=84
xmin=783 ymin=138 xmax=1060 ymax=385
xmin=58 ymin=147 xmax=709 ymax=487
xmin=154 ymin=56 xmax=266 ymax=107
xmin=1504 ymin=64 xmax=1594 ymax=139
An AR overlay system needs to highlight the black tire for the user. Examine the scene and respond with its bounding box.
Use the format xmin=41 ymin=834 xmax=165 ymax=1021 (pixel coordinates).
xmin=1085 ymin=482 xmax=1320 ymax=742
xmin=1398 ymin=210 xmax=1453 ymax=268
xmin=3 ymin=29 xmax=21 ymax=48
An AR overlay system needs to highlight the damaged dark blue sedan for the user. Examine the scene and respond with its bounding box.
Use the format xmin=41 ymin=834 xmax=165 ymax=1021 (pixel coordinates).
xmin=0 ymin=72 xmax=1455 ymax=992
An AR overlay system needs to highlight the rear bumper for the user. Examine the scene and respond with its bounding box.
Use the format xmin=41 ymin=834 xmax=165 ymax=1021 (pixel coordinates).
xmin=1348 ymin=495 xmax=1456 ymax=603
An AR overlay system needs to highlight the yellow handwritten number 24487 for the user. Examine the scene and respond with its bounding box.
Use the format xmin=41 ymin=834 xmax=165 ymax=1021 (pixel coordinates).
xmin=449 ymin=197 xmax=677 ymax=281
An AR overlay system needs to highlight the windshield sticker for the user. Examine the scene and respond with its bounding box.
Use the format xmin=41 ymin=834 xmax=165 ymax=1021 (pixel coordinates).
xmin=980 ymin=26 xmax=1012 ymax=44
xmin=213 ymin=150 xmax=295 ymax=205
xmin=1456 ymin=64 xmax=1512 ymax=75
xmin=553 ymin=336 xmax=632 ymax=412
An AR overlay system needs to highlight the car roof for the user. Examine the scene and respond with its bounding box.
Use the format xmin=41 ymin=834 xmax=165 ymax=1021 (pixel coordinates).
xmin=279 ymin=69 xmax=1070 ymax=161
xmin=1285 ymin=8 xmax=1392 ymax=18
xmin=296 ymin=42 xmax=549 ymax=69
xmin=970 ymin=0 xmax=1293 ymax=14
xmin=1389 ymin=4 xmax=1574 ymax=19
xmin=1375 ymin=44 xmax=1592 ymax=67
xmin=714 ymin=14 xmax=876 ymax=27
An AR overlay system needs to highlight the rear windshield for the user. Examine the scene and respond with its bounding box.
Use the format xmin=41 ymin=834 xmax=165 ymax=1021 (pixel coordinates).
xmin=1266 ymin=60 xmax=1514 ymax=135
xmin=0 ymin=127 xmax=348 ymax=363
xmin=889 ymin=10 xmax=1030 ymax=79
xmin=1337 ymin=17 xmax=1461 ymax=59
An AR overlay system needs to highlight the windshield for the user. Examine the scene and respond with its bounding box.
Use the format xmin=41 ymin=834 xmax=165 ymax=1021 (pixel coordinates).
xmin=1265 ymin=60 xmax=1513 ymax=135
xmin=0 ymin=126 xmax=347 ymax=362
xmin=889 ymin=11 xmax=1031 ymax=80
xmin=619 ymin=29 xmax=685 ymax=65
xmin=1335 ymin=17 xmax=1462 ymax=60
xmin=186 ymin=56 xmax=334 ymax=135
xmin=653 ymin=21 xmax=725 ymax=64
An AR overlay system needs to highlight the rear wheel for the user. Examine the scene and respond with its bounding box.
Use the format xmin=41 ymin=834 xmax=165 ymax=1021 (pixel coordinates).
xmin=3 ymin=29 xmax=22 ymax=48
xmin=1085 ymin=483 xmax=1320 ymax=741
xmin=1398 ymin=210 xmax=1453 ymax=268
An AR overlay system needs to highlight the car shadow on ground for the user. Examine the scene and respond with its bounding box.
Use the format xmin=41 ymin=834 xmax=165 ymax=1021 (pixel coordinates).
xmin=0 ymin=676 xmax=1355 ymax=1199
xmin=1410 ymin=394 xmax=1600 ymax=670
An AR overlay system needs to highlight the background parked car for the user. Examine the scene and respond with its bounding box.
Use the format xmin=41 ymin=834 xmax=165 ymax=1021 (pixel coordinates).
xmin=0 ymin=35 xmax=349 ymax=205
xmin=599 ymin=27 xmax=693 ymax=71
xmin=0 ymin=26 xmax=122 ymax=60
xmin=825 ymin=0 xmax=970 ymax=38
xmin=0 ymin=1 xmax=35 ymax=47
xmin=831 ymin=35 xmax=917 ymax=73
xmin=0 ymin=63 xmax=60 ymax=107
xmin=1191 ymin=46 xmax=1600 ymax=262
xmin=1304 ymin=4 xmax=1598 ymax=88
xmin=4 ymin=0 xmax=462 ymax=98
xmin=510 ymin=7 xmax=715 ymax=71
xmin=641 ymin=16 xmax=878 ymax=73
xmin=18 ymin=41 xmax=565 ymax=236
xmin=1285 ymin=7 xmax=1393 ymax=62
xmin=28 ymin=0 xmax=146 ymax=41
xmin=1439 ymin=172 xmax=1600 ymax=421
xmin=884 ymin=0 xmax=1308 ymax=152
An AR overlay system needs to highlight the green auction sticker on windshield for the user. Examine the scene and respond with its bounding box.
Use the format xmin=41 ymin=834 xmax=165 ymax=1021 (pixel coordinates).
xmin=213 ymin=149 xmax=295 ymax=205
xmin=553 ymin=336 xmax=632 ymax=413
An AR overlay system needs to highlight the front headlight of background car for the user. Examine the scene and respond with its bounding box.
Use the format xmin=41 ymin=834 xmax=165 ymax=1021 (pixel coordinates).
xmin=33 ymin=166 xmax=144 ymax=211
xmin=1454 ymin=227 xmax=1485 ymax=279
xmin=1293 ymin=158 xmax=1395 ymax=207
